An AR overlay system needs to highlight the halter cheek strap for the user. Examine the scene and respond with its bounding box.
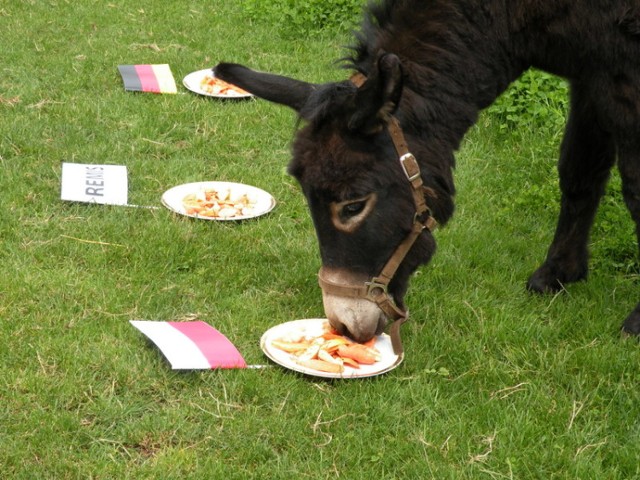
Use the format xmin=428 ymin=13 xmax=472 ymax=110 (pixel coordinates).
xmin=317 ymin=72 xmax=437 ymax=356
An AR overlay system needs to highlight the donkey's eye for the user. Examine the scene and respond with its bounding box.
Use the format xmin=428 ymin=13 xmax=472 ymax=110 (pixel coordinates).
xmin=342 ymin=201 xmax=366 ymax=217
xmin=330 ymin=194 xmax=377 ymax=233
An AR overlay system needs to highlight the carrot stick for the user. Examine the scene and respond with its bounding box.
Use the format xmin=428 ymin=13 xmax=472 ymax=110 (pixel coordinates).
xmin=337 ymin=344 xmax=379 ymax=365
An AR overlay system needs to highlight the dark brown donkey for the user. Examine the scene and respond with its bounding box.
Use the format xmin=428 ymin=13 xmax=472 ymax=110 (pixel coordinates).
xmin=215 ymin=0 xmax=640 ymax=344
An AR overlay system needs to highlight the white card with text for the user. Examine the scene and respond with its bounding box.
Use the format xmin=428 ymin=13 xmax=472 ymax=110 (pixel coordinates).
xmin=61 ymin=163 xmax=128 ymax=206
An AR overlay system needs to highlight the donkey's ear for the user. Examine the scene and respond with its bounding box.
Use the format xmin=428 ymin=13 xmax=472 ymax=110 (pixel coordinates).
xmin=213 ymin=63 xmax=315 ymax=112
xmin=348 ymin=53 xmax=404 ymax=133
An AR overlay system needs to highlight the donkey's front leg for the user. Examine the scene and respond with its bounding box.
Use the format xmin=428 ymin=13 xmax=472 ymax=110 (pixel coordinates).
xmin=617 ymin=139 xmax=640 ymax=335
xmin=527 ymin=86 xmax=616 ymax=293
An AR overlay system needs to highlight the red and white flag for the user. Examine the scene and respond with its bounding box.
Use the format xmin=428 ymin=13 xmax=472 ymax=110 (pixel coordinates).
xmin=130 ymin=320 xmax=247 ymax=369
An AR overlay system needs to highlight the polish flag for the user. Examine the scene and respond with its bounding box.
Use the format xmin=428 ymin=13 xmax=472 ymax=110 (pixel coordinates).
xmin=131 ymin=320 xmax=247 ymax=369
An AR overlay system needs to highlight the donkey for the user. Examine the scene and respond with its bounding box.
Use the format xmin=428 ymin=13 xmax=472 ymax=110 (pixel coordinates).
xmin=214 ymin=0 xmax=640 ymax=343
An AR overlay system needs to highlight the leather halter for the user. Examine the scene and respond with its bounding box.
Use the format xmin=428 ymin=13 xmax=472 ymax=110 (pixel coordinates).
xmin=317 ymin=72 xmax=437 ymax=356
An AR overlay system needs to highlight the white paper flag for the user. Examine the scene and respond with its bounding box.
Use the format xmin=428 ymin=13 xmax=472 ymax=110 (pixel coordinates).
xmin=61 ymin=163 xmax=128 ymax=206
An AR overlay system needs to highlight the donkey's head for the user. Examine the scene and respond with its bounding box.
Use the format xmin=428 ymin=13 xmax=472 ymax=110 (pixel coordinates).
xmin=214 ymin=54 xmax=444 ymax=342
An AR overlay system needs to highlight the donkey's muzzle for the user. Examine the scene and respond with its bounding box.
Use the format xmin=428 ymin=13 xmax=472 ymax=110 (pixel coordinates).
xmin=318 ymin=267 xmax=388 ymax=343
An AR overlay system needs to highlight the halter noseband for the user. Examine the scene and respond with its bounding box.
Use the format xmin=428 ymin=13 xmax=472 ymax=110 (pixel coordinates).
xmin=317 ymin=72 xmax=437 ymax=356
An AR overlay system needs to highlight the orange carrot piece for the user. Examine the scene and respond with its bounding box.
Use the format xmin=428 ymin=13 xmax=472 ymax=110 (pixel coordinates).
xmin=362 ymin=338 xmax=377 ymax=349
xmin=321 ymin=332 xmax=349 ymax=341
xmin=337 ymin=344 xmax=378 ymax=365
xmin=340 ymin=357 xmax=361 ymax=369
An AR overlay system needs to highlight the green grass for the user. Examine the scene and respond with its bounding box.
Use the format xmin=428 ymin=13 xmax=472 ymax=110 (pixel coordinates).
xmin=2 ymin=1 xmax=640 ymax=478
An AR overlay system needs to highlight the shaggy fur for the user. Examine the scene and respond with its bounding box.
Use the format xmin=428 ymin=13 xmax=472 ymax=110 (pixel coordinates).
xmin=215 ymin=0 xmax=640 ymax=336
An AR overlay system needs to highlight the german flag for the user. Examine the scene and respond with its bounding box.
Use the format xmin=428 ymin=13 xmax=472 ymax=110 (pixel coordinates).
xmin=117 ymin=64 xmax=177 ymax=94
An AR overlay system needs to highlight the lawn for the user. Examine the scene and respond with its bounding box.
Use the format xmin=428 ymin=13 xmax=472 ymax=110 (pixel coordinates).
xmin=1 ymin=1 xmax=639 ymax=478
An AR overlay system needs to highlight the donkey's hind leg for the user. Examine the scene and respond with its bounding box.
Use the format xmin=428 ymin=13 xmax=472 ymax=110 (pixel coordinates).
xmin=616 ymin=139 xmax=640 ymax=335
xmin=527 ymin=84 xmax=616 ymax=293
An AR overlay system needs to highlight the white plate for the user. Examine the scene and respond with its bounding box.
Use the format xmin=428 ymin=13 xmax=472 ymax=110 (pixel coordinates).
xmin=162 ymin=181 xmax=275 ymax=221
xmin=260 ymin=319 xmax=403 ymax=379
xmin=183 ymin=69 xmax=253 ymax=98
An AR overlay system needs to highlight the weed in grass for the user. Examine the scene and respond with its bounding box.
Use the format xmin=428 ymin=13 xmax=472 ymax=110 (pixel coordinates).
xmin=241 ymin=0 xmax=363 ymax=37
xmin=488 ymin=68 xmax=569 ymax=138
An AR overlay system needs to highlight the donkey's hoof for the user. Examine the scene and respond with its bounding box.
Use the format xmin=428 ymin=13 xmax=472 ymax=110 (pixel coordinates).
xmin=526 ymin=266 xmax=565 ymax=294
xmin=622 ymin=311 xmax=640 ymax=337
xmin=526 ymin=261 xmax=587 ymax=294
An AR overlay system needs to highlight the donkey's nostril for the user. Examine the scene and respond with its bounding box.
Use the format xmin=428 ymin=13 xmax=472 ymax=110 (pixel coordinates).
xmin=327 ymin=317 xmax=348 ymax=337
xmin=330 ymin=318 xmax=368 ymax=343
xmin=328 ymin=315 xmax=365 ymax=342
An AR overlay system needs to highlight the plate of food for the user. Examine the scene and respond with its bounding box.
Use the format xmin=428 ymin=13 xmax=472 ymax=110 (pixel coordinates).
xmin=161 ymin=181 xmax=276 ymax=220
xmin=183 ymin=69 xmax=253 ymax=98
xmin=260 ymin=319 xmax=404 ymax=379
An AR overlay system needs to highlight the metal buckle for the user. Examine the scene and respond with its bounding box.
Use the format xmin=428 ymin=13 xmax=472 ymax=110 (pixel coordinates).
xmin=413 ymin=211 xmax=428 ymax=227
xmin=365 ymin=278 xmax=388 ymax=299
xmin=414 ymin=206 xmax=434 ymax=226
xmin=400 ymin=153 xmax=421 ymax=182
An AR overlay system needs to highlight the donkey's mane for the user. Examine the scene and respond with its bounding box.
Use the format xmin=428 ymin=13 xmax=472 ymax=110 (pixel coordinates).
xmin=299 ymin=0 xmax=418 ymax=129
xmin=345 ymin=0 xmax=488 ymax=149
xmin=345 ymin=0 xmax=399 ymax=70
xmin=300 ymin=0 xmax=484 ymax=141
